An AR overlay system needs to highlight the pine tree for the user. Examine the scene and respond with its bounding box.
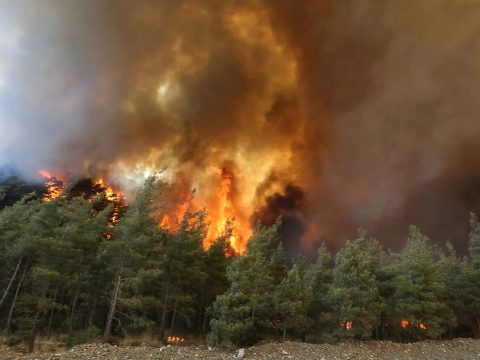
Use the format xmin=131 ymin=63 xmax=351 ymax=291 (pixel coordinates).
xmin=157 ymin=209 xmax=208 ymax=338
xmin=329 ymin=229 xmax=384 ymax=339
xmin=197 ymin=225 xmax=231 ymax=336
xmin=305 ymin=244 xmax=335 ymax=341
xmin=387 ymin=226 xmax=455 ymax=339
xmin=102 ymin=176 xmax=161 ymax=342
xmin=437 ymin=242 xmax=469 ymax=337
xmin=273 ymin=261 xmax=313 ymax=340
xmin=10 ymin=200 xmax=65 ymax=351
xmin=270 ymin=242 xmax=288 ymax=286
xmin=469 ymin=213 xmax=480 ymax=270
xmin=0 ymin=197 xmax=39 ymax=311
xmin=54 ymin=197 xmax=111 ymax=343
xmin=209 ymin=221 xmax=281 ymax=346
xmin=466 ymin=214 xmax=480 ymax=336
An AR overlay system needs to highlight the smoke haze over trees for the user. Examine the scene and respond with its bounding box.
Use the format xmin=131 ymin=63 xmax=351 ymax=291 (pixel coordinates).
xmin=1 ymin=1 xmax=480 ymax=252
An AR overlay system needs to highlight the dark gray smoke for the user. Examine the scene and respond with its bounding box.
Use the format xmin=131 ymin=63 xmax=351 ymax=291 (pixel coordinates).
xmin=1 ymin=0 xmax=480 ymax=253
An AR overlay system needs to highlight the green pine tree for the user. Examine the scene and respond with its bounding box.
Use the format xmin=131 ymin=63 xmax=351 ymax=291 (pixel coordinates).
xmin=329 ymin=229 xmax=384 ymax=339
xmin=387 ymin=226 xmax=455 ymax=339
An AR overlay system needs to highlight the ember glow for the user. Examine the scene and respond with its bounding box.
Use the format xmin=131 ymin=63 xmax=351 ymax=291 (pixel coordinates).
xmin=339 ymin=320 xmax=353 ymax=331
xmin=401 ymin=320 xmax=427 ymax=331
xmin=166 ymin=336 xmax=184 ymax=344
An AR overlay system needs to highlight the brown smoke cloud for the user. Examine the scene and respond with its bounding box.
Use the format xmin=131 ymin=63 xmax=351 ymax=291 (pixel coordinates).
xmin=2 ymin=0 xmax=480 ymax=253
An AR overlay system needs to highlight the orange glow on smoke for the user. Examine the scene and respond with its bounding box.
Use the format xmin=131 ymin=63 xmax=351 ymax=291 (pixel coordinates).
xmin=38 ymin=169 xmax=54 ymax=179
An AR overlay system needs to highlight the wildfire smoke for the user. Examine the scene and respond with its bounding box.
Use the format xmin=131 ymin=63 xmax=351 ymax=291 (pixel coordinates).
xmin=2 ymin=1 xmax=480 ymax=253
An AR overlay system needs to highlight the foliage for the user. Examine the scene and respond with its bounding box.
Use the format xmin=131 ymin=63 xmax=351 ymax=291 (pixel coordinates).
xmin=0 ymin=178 xmax=478 ymax=350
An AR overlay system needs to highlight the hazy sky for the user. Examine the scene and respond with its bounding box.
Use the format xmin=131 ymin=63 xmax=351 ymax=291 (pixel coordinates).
xmin=1 ymin=0 xmax=480 ymax=253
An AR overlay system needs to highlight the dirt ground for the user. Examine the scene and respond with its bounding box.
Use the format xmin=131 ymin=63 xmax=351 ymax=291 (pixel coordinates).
xmin=0 ymin=338 xmax=479 ymax=359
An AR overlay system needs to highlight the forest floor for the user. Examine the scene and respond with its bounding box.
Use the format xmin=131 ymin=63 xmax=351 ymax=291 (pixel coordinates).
xmin=0 ymin=338 xmax=480 ymax=359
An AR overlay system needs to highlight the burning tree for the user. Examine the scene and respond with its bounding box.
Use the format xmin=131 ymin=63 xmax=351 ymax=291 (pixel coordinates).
xmin=2 ymin=171 xmax=480 ymax=349
xmin=208 ymin=221 xmax=282 ymax=346
xmin=102 ymin=176 xmax=162 ymax=342
xmin=329 ymin=229 xmax=385 ymax=339
xmin=386 ymin=226 xmax=455 ymax=339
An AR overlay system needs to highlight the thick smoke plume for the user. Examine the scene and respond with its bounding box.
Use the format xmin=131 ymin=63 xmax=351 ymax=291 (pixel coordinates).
xmin=1 ymin=0 xmax=480 ymax=253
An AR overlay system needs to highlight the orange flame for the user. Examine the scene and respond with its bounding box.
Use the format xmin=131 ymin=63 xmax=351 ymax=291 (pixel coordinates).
xmin=156 ymin=168 xmax=250 ymax=253
xmin=96 ymin=178 xmax=123 ymax=202
xmin=38 ymin=167 xmax=252 ymax=253
xmin=38 ymin=169 xmax=64 ymax=201
xmin=158 ymin=180 xmax=196 ymax=232
xmin=38 ymin=170 xmax=125 ymax=231
xmin=339 ymin=320 xmax=353 ymax=330
xmin=93 ymin=178 xmax=125 ymax=229
xmin=400 ymin=319 xmax=427 ymax=331
xmin=205 ymin=168 xmax=246 ymax=252
xmin=166 ymin=336 xmax=184 ymax=344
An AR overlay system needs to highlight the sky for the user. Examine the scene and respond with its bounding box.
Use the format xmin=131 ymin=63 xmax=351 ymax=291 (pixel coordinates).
xmin=1 ymin=0 xmax=480 ymax=254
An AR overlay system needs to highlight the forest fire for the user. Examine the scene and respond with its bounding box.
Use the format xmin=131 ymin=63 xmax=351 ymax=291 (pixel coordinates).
xmin=401 ymin=320 xmax=427 ymax=331
xmin=38 ymin=167 xmax=251 ymax=252
xmin=39 ymin=170 xmax=64 ymax=202
xmin=339 ymin=320 xmax=353 ymax=330
xmin=158 ymin=167 xmax=250 ymax=253
xmin=204 ymin=168 xmax=248 ymax=252
xmin=166 ymin=336 xmax=184 ymax=344
xmin=38 ymin=169 xmax=125 ymax=231
xmin=96 ymin=178 xmax=122 ymax=203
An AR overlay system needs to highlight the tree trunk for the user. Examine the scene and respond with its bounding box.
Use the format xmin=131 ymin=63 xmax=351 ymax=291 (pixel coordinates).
xmin=477 ymin=317 xmax=480 ymax=339
xmin=46 ymin=287 xmax=58 ymax=340
xmin=88 ymin=296 xmax=97 ymax=327
xmin=103 ymin=263 xmax=123 ymax=343
xmin=251 ymin=279 xmax=258 ymax=319
xmin=0 ymin=257 xmax=22 ymax=308
xmin=170 ymin=300 xmax=178 ymax=332
xmin=202 ymin=307 xmax=208 ymax=338
xmin=27 ymin=282 xmax=49 ymax=353
xmin=67 ymin=285 xmax=80 ymax=341
xmin=26 ymin=325 xmax=37 ymax=353
xmin=5 ymin=262 xmax=28 ymax=333
xmin=159 ymin=287 xmax=169 ymax=340
xmin=282 ymin=322 xmax=287 ymax=341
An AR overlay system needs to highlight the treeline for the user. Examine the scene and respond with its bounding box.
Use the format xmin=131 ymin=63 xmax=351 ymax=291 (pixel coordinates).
xmin=0 ymin=176 xmax=479 ymax=351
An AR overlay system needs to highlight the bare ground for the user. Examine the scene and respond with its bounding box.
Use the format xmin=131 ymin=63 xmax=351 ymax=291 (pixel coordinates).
xmin=1 ymin=339 xmax=480 ymax=359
